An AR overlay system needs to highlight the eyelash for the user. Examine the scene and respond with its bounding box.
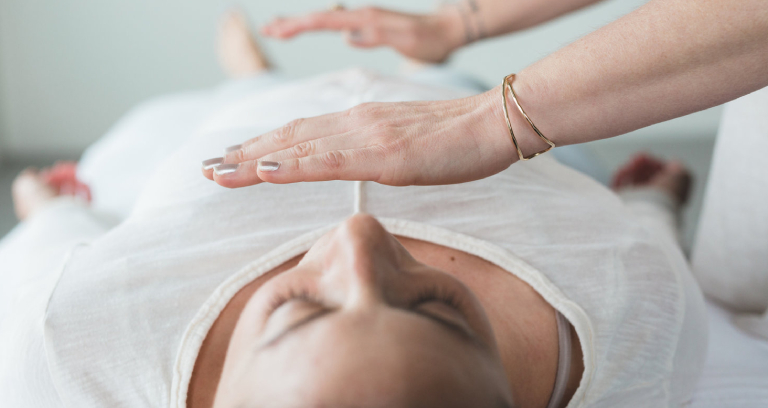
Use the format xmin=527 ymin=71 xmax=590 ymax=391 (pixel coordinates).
xmin=265 ymin=285 xmax=465 ymax=316
xmin=410 ymin=285 xmax=465 ymax=311
xmin=265 ymin=287 xmax=322 ymax=315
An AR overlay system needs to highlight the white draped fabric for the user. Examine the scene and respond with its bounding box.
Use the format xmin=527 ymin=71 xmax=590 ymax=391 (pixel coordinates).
xmin=0 ymin=69 xmax=710 ymax=408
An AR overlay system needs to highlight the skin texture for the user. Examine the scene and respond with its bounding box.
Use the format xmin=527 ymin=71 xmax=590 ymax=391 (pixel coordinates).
xmin=12 ymin=163 xmax=91 ymax=220
xmin=612 ymin=154 xmax=692 ymax=205
xmin=187 ymin=214 xmax=583 ymax=408
xmin=217 ymin=11 xmax=271 ymax=77
xmin=204 ymin=95 xmax=519 ymax=187
xmin=203 ymin=0 xmax=768 ymax=188
xmin=259 ymin=0 xmax=604 ymax=62
xmin=262 ymin=7 xmax=464 ymax=64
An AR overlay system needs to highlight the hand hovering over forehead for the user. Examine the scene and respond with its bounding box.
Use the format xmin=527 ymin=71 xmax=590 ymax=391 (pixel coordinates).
xmin=260 ymin=6 xmax=466 ymax=64
xmin=200 ymin=92 xmax=547 ymax=188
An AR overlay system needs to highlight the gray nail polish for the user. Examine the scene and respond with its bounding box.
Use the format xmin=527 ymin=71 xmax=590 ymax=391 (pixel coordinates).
xmin=214 ymin=163 xmax=240 ymax=175
xmin=349 ymin=30 xmax=363 ymax=41
xmin=258 ymin=161 xmax=280 ymax=172
xmin=224 ymin=144 xmax=242 ymax=154
xmin=202 ymin=157 xmax=224 ymax=170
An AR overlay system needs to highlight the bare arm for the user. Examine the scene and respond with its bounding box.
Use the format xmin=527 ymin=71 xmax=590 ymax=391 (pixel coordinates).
xmin=205 ymin=0 xmax=768 ymax=187
xmin=261 ymin=0 xmax=607 ymax=62
xmin=503 ymin=0 xmax=768 ymax=155
xmin=460 ymin=0 xmax=606 ymax=39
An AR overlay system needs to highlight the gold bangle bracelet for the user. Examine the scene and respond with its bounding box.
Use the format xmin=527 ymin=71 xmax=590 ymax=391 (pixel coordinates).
xmin=501 ymin=73 xmax=556 ymax=161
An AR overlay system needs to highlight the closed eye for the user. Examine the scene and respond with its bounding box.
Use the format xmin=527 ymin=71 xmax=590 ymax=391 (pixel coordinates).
xmin=258 ymin=284 xmax=481 ymax=350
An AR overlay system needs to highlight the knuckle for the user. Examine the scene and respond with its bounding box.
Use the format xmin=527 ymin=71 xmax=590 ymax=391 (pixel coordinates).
xmin=292 ymin=140 xmax=315 ymax=157
xmin=320 ymin=150 xmax=346 ymax=170
xmin=348 ymin=103 xmax=371 ymax=118
xmin=274 ymin=118 xmax=304 ymax=146
xmin=400 ymin=35 xmax=419 ymax=54
xmin=306 ymin=12 xmax=327 ymax=26
xmin=291 ymin=159 xmax=303 ymax=178
xmin=272 ymin=128 xmax=289 ymax=145
xmin=369 ymin=120 xmax=393 ymax=134
xmin=380 ymin=136 xmax=407 ymax=157
xmin=368 ymin=28 xmax=384 ymax=43
xmin=348 ymin=102 xmax=384 ymax=120
xmin=369 ymin=142 xmax=391 ymax=160
xmin=361 ymin=6 xmax=379 ymax=18
xmin=230 ymin=148 xmax=246 ymax=162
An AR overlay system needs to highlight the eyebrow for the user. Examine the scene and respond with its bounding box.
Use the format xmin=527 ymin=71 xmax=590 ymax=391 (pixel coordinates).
xmin=257 ymin=307 xmax=483 ymax=351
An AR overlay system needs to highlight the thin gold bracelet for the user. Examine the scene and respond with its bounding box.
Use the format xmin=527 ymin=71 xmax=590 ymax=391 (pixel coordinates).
xmin=501 ymin=73 xmax=556 ymax=161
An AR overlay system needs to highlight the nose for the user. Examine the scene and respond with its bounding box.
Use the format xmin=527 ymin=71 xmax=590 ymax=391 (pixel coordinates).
xmin=325 ymin=213 xmax=406 ymax=308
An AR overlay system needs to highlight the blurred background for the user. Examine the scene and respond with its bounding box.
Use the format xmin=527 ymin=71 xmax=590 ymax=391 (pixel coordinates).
xmin=0 ymin=0 xmax=720 ymax=247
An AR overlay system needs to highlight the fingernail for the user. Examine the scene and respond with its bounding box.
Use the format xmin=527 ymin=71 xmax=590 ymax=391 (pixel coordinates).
xmin=202 ymin=157 xmax=224 ymax=170
xmin=214 ymin=163 xmax=240 ymax=175
xmin=348 ymin=30 xmax=363 ymax=42
xmin=258 ymin=161 xmax=280 ymax=172
xmin=224 ymin=144 xmax=242 ymax=154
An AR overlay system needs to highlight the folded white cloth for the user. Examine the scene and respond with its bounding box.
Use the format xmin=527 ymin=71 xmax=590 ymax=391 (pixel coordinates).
xmin=692 ymin=86 xmax=768 ymax=313
xmin=0 ymin=198 xmax=114 ymax=407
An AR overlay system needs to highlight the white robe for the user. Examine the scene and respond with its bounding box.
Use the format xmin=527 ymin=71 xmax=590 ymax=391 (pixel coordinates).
xmin=0 ymin=69 xmax=708 ymax=408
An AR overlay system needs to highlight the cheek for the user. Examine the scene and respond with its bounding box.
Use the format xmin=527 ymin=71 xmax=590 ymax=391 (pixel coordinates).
xmin=227 ymin=346 xmax=321 ymax=406
xmin=223 ymin=297 xmax=271 ymax=375
xmin=237 ymin=298 xmax=269 ymax=340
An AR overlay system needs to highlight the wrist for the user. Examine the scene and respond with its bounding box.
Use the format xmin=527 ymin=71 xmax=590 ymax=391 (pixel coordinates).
xmin=510 ymin=70 xmax=563 ymax=153
xmin=433 ymin=4 xmax=467 ymax=55
xmin=469 ymin=89 xmax=519 ymax=166
xmin=479 ymin=82 xmax=554 ymax=163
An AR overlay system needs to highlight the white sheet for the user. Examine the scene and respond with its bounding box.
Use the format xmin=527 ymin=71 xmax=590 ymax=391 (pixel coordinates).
xmin=691 ymin=87 xmax=768 ymax=314
xmin=2 ymin=69 xmax=764 ymax=407
xmin=690 ymin=301 xmax=768 ymax=407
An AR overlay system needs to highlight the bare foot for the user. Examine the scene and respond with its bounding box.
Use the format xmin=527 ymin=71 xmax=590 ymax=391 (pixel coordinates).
xmin=12 ymin=168 xmax=57 ymax=221
xmin=217 ymin=10 xmax=271 ymax=78
xmin=12 ymin=162 xmax=92 ymax=221
xmin=611 ymin=153 xmax=692 ymax=206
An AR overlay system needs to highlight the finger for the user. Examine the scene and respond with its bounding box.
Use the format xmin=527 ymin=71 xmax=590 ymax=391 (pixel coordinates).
xmin=223 ymin=112 xmax=352 ymax=164
xmin=201 ymin=157 xmax=223 ymax=181
xmin=258 ymin=131 xmax=369 ymax=163
xmin=211 ymin=160 xmax=265 ymax=189
xmin=202 ymin=167 xmax=214 ymax=181
xmin=343 ymin=29 xmax=383 ymax=48
xmin=256 ymin=148 xmax=385 ymax=184
xmin=262 ymin=10 xmax=368 ymax=39
xmin=343 ymin=11 xmax=409 ymax=48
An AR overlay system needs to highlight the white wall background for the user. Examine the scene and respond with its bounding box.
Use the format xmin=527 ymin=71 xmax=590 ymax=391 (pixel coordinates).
xmin=0 ymin=0 xmax=721 ymax=161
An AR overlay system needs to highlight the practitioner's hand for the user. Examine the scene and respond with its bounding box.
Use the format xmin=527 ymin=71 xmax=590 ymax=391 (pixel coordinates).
xmin=261 ymin=6 xmax=465 ymax=63
xmin=202 ymin=91 xmax=533 ymax=188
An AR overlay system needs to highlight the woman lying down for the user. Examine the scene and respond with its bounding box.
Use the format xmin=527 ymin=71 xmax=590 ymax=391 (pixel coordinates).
xmin=0 ymin=14 xmax=705 ymax=408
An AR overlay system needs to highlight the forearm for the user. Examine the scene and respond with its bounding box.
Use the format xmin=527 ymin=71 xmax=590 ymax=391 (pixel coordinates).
xmin=502 ymin=0 xmax=768 ymax=149
xmin=477 ymin=0 xmax=605 ymax=37
xmin=438 ymin=0 xmax=604 ymax=47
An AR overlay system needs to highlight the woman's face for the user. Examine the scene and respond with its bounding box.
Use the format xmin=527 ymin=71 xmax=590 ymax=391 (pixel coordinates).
xmin=213 ymin=213 xmax=514 ymax=408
